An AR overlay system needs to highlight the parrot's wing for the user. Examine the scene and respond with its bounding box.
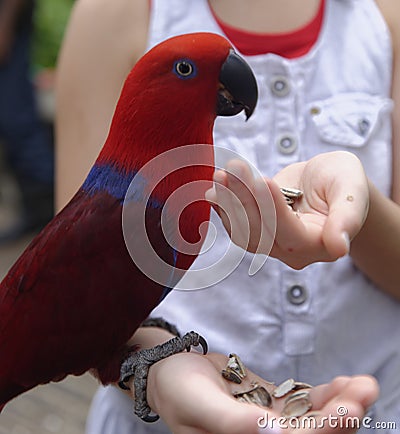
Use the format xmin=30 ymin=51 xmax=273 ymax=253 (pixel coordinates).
xmin=0 ymin=188 xmax=169 ymax=403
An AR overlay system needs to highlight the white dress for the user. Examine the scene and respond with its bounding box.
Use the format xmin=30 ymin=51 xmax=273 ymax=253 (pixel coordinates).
xmin=86 ymin=1 xmax=400 ymax=432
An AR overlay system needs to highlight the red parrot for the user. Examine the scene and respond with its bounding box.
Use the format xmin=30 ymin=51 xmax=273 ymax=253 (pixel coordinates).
xmin=0 ymin=32 xmax=257 ymax=419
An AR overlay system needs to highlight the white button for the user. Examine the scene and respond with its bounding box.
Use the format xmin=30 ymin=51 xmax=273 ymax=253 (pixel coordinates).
xmin=287 ymin=285 xmax=308 ymax=305
xmin=271 ymin=76 xmax=290 ymax=97
xmin=277 ymin=134 xmax=298 ymax=154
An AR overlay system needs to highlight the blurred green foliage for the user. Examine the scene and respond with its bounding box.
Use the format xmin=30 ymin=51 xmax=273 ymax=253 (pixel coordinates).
xmin=32 ymin=0 xmax=74 ymax=70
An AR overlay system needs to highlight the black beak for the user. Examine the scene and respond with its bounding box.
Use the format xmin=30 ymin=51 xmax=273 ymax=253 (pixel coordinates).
xmin=217 ymin=50 xmax=258 ymax=120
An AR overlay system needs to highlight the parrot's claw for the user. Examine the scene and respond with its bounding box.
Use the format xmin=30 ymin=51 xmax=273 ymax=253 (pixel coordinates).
xmin=185 ymin=331 xmax=208 ymax=354
xmin=119 ymin=331 xmax=208 ymax=422
xmin=118 ymin=380 xmax=131 ymax=390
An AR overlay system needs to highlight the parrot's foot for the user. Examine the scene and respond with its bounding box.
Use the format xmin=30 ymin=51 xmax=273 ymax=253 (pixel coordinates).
xmin=119 ymin=331 xmax=208 ymax=422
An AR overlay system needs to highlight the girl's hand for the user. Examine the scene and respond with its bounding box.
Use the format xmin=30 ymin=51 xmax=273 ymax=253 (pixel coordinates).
xmin=141 ymin=350 xmax=378 ymax=434
xmin=207 ymin=151 xmax=369 ymax=269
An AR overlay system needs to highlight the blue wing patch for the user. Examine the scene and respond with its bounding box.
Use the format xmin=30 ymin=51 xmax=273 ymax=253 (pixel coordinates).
xmin=82 ymin=163 xmax=162 ymax=208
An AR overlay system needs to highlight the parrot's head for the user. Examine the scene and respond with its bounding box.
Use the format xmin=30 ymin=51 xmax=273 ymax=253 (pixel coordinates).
xmin=94 ymin=33 xmax=258 ymax=265
xmin=100 ymin=32 xmax=258 ymax=171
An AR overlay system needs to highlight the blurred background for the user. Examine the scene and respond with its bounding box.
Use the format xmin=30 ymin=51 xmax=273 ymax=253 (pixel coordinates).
xmin=0 ymin=0 xmax=98 ymax=432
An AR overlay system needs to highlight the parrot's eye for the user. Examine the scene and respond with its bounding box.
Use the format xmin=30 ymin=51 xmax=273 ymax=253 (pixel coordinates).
xmin=173 ymin=59 xmax=197 ymax=79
